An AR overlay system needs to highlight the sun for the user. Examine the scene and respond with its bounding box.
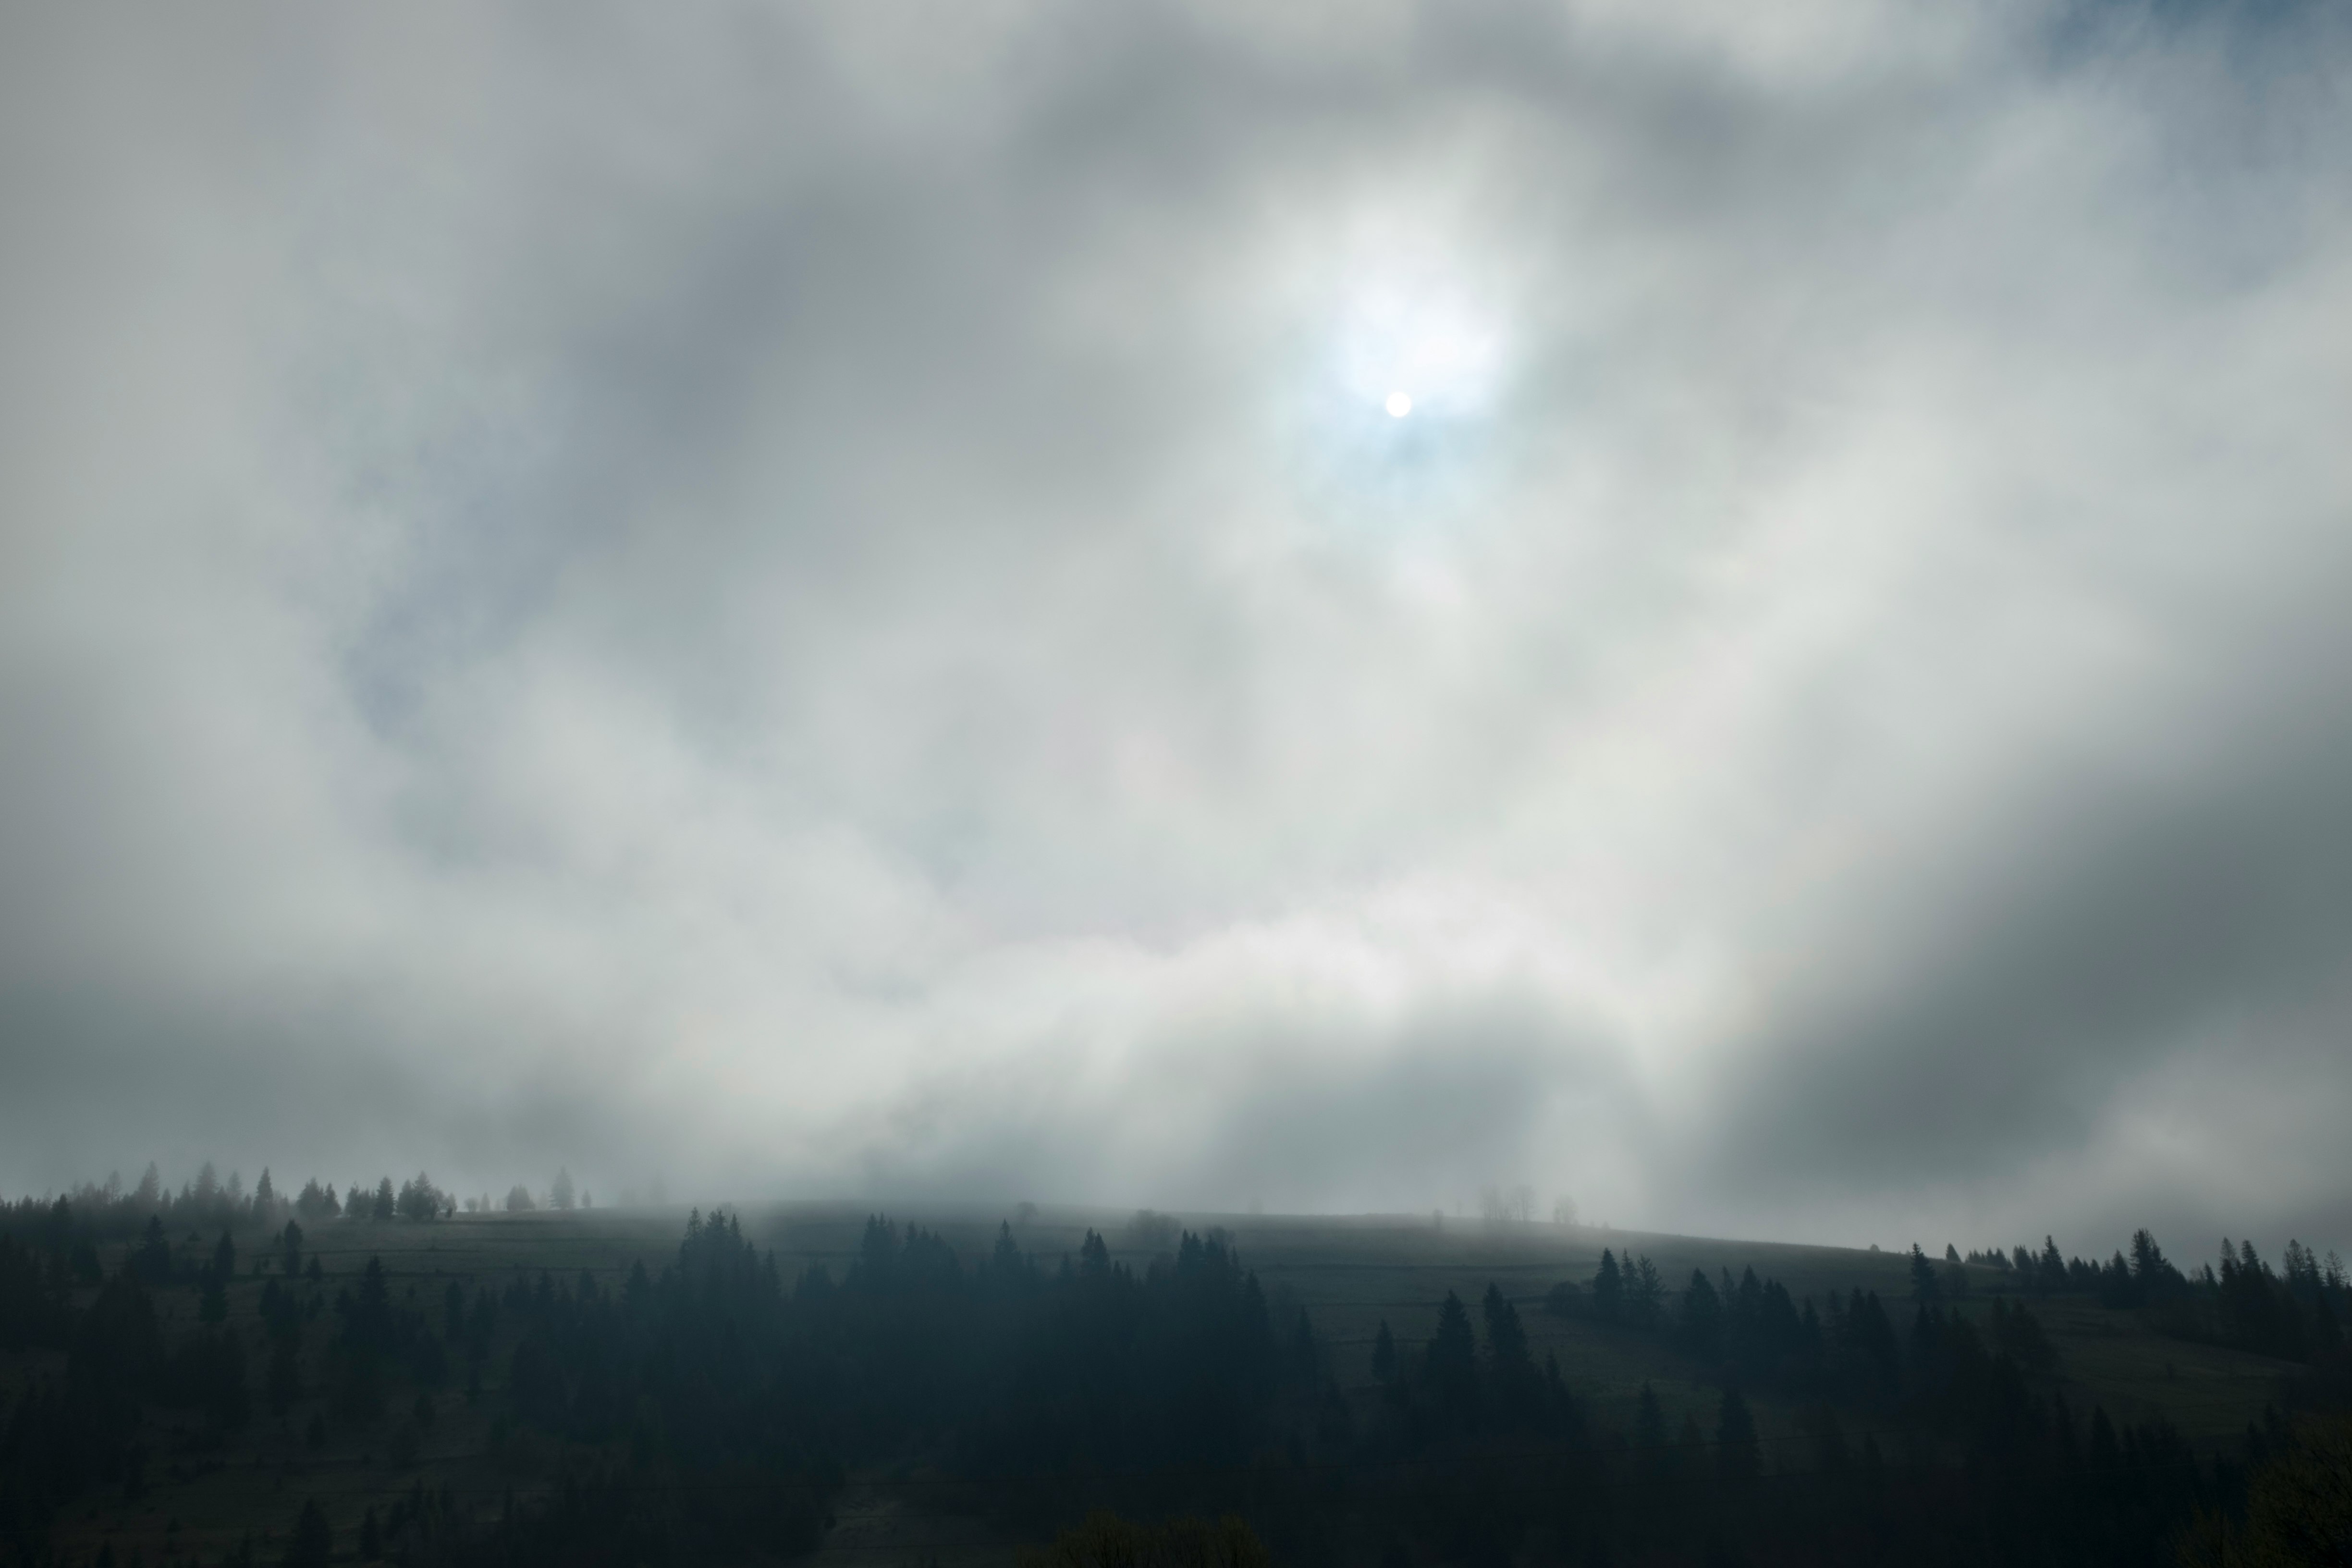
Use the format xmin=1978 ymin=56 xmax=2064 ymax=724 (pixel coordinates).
xmin=1331 ymin=271 xmax=1502 ymax=423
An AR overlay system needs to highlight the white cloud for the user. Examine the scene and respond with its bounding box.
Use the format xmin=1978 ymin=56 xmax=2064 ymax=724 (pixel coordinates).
xmin=1 ymin=0 xmax=2347 ymax=1256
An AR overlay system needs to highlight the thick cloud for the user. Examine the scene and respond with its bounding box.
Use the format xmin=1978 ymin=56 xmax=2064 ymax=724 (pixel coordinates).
xmin=1 ymin=1 xmax=2347 ymax=1254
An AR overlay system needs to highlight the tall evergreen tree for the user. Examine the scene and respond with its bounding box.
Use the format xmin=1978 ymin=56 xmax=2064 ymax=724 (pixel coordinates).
xmin=1633 ymin=1382 xmax=1666 ymax=1452
xmin=199 ymin=1230 xmax=234 ymax=1323
xmin=1679 ymin=1268 xmax=1722 ymax=1358
xmin=282 ymin=1500 xmax=331 ymax=1568
xmin=134 ymin=1216 xmax=171 ymax=1285
xmin=1482 ymin=1284 xmax=1529 ymax=1372
xmin=1592 ymin=1249 xmax=1623 ymax=1323
xmin=1425 ymin=1291 xmax=1480 ymax=1429
xmin=1716 ymin=1386 xmax=1761 ymax=1482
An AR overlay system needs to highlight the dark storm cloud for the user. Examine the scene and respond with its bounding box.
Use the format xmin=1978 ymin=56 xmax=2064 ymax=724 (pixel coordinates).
xmin=1 ymin=0 xmax=2348 ymax=1255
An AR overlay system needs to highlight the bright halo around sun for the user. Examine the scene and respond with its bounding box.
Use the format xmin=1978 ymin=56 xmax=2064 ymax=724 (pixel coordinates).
xmin=1332 ymin=271 xmax=1504 ymax=424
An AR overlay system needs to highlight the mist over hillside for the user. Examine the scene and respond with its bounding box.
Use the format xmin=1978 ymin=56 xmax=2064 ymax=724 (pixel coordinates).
xmin=4 ymin=1 xmax=2352 ymax=1258
xmin=6 ymin=1189 xmax=2349 ymax=1565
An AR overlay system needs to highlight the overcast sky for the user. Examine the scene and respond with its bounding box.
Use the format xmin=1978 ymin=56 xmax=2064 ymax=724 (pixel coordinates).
xmin=2 ymin=1 xmax=2348 ymax=1256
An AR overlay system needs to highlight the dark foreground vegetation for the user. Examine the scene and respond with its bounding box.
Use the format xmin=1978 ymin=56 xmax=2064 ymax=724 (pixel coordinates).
xmin=3 ymin=1181 xmax=2350 ymax=1568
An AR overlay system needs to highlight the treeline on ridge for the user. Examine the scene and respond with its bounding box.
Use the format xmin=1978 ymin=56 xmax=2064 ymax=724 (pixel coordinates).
xmin=4 ymin=1189 xmax=2351 ymax=1567
xmin=3 ymin=1164 xmax=600 ymax=1243
xmin=1548 ymin=1230 xmax=2348 ymax=1378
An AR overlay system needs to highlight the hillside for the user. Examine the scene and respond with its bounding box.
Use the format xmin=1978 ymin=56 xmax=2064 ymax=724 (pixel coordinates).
xmin=2 ymin=1202 xmax=2339 ymax=1567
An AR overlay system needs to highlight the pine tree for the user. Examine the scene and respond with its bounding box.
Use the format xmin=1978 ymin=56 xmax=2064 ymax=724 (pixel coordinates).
xmin=267 ymin=1334 xmax=303 ymax=1415
xmin=1717 ymin=1386 xmax=1761 ymax=1482
xmin=2130 ymin=1229 xmax=2172 ymax=1286
xmin=2089 ymin=1405 xmax=2119 ymax=1470
xmin=1372 ymin=1320 xmax=1396 ymax=1383
xmin=1633 ymin=1254 xmax=1665 ymax=1323
xmin=1482 ymin=1283 xmax=1530 ymax=1371
xmin=1812 ymin=1407 xmax=1850 ymax=1472
xmin=1425 ymin=1291 xmax=1480 ymax=1428
xmin=1634 ymin=1382 xmax=1666 ymax=1451
xmin=1592 ymin=1249 xmax=1623 ymax=1323
xmin=282 ymin=1500 xmax=331 ymax=1568
xmin=1678 ymin=1412 xmax=1708 ymax=1479
xmin=135 ymin=1216 xmax=172 ymax=1284
xmin=1909 ymin=1244 xmax=1941 ymax=1304
xmin=1679 ymin=1268 xmax=1722 ymax=1359
xmin=199 ymin=1230 xmax=234 ymax=1323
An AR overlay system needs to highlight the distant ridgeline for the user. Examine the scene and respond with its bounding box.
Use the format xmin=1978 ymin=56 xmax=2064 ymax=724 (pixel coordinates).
xmin=1541 ymin=1231 xmax=2352 ymax=1380
xmin=4 ymin=1164 xmax=586 ymax=1236
xmin=2 ymin=1191 xmax=2350 ymax=1568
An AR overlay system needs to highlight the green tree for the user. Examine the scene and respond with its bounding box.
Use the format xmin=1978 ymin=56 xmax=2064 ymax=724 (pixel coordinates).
xmin=1017 ymin=1511 xmax=1271 ymax=1568
xmin=1909 ymin=1244 xmax=1941 ymax=1304
xmin=1425 ymin=1291 xmax=1480 ymax=1428
xmin=1592 ymin=1249 xmax=1623 ymax=1323
xmin=281 ymin=1499 xmax=331 ymax=1568
xmin=1633 ymin=1382 xmax=1670 ymax=1479
xmin=1679 ymin=1268 xmax=1722 ymax=1358
xmin=1482 ymin=1283 xmax=1530 ymax=1372
xmin=1624 ymin=1253 xmax=1664 ymax=1325
xmin=1717 ymin=1386 xmax=1760 ymax=1483
xmin=2229 ymin=1417 xmax=2352 ymax=1567
xmin=395 ymin=1174 xmax=444 ymax=1223
xmin=134 ymin=1216 xmax=172 ymax=1284
xmin=267 ymin=1333 xmax=303 ymax=1415
xmin=200 ymin=1230 xmax=234 ymax=1323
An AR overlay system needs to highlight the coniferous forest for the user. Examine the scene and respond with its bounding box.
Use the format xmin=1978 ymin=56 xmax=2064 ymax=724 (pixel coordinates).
xmin=2 ymin=1178 xmax=2349 ymax=1568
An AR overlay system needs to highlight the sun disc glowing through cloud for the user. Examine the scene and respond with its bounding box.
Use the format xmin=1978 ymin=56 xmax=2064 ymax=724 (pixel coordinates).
xmin=1336 ymin=276 xmax=1503 ymax=422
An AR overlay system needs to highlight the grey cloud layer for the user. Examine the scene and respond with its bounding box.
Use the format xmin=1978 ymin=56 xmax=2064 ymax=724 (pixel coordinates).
xmin=1 ymin=0 xmax=2348 ymax=1253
